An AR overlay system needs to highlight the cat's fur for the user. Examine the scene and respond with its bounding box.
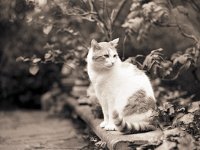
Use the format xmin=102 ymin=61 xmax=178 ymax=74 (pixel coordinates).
xmin=87 ymin=38 xmax=158 ymax=133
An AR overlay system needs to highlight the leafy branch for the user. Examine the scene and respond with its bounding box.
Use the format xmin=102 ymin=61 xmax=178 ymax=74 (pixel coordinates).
xmin=112 ymin=0 xmax=128 ymax=26
xmin=122 ymin=0 xmax=200 ymax=80
xmin=90 ymin=0 xmax=128 ymax=40
xmin=155 ymin=22 xmax=199 ymax=45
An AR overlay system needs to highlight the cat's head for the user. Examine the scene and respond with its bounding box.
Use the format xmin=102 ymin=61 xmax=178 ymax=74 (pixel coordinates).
xmin=88 ymin=38 xmax=120 ymax=70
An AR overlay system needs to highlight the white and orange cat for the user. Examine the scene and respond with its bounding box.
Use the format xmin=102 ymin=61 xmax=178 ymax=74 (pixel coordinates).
xmin=87 ymin=38 xmax=158 ymax=133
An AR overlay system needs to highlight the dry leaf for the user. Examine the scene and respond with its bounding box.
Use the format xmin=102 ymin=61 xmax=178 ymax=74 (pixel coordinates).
xmin=177 ymin=113 xmax=194 ymax=124
xmin=156 ymin=140 xmax=176 ymax=150
xmin=43 ymin=24 xmax=53 ymax=35
xmin=36 ymin=0 xmax=47 ymax=7
xmin=110 ymin=9 xmax=116 ymax=23
xmin=26 ymin=14 xmax=33 ymax=23
xmin=188 ymin=101 xmax=200 ymax=113
xmin=29 ymin=65 xmax=39 ymax=75
xmin=33 ymin=58 xmax=41 ymax=63
xmin=44 ymin=53 xmax=52 ymax=59
xmin=16 ymin=56 xmax=24 ymax=62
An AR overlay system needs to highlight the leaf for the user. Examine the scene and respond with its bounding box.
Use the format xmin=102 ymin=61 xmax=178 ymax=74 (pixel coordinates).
xmin=32 ymin=58 xmax=41 ymax=63
xmin=54 ymin=49 xmax=62 ymax=54
xmin=182 ymin=60 xmax=192 ymax=71
xmin=163 ymin=128 xmax=182 ymax=137
xmin=177 ymin=113 xmax=194 ymax=124
xmin=97 ymin=22 xmax=105 ymax=33
xmin=36 ymin=0 xmax=47 ymax=7
xmin=43 ymin=24 xmax=53 ymax=35
xmin=169 ymin=107 xmax=175 ymax=115
xmin=154 ymin=7 xmax=169 ymax=23
xmin=188 ymin=101 xmax=200 ymax=113
xmin=44 ymin=53 xmax=52 ymax=59
xmin=162 ymin=128 xmax=197 ymax=150
xmin=95 ymin=141 xmax=107 ymax=149
xmin=24 ymin=58 xmax=30 ymax=62
xmin=110 ymin=9 xmax=116 ymax=23
xmin=82 ymin=14 xmax=95 ymax=22
xmin=26 ymin=14 xmax=33 ymax=23
xmin=177 ymin=133 xmax=196 ymax=150
xmin=39 ymin=15 xmax=45 ymax=19
xmin=127 ymin=11 xmax=140 ymax=19
xmin=142 ymin=48 xmax=164 ymax=71
xmin=171 ymin=51 xmax=182 ymax=61
xmin=16 ymin=56 xmax=24 ymax=62
xmin=29 ymin=65 xmax=39 ymax=75
xmin=122 ymin=17 xmax=144 ymax=32
xmin=162 ymin=102 xmax=173 ymax=111
xmin=155 ymin=140 xmax=176 ymax=150
xmin=173 ymin=55 xmax=188 ymax=65
xmin=130 ymin=2 xmax=141 ymax=11
xmin=177 ymin=6 xmax=188 ymax=16
xmin=61 ymin=63 xmax=72 ymax=75
xmin=142 ymin=2 xmax=156 ymax=18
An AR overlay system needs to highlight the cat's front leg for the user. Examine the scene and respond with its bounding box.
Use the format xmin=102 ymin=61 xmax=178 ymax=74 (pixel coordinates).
xmin=104 ymin=114 xmax=116 ymax=130
xmin=99 ymin=100 xmax=109 ymax=128
xmin=100 ymin=113 xmax=109 ymax=128
xmin=100 ymin=121 xmax=107 ymax=128
xmin=104 ymin=103 xmax=117 ymax=131
xmin=104 ymin=123 xmax=116 ymax=131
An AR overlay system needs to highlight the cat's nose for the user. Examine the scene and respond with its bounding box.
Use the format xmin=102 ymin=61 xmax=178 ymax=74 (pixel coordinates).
xmin=106 ymin=62 xmax=114 ymax=68
xmin=111 ymin=59 xmax=115 ymax=64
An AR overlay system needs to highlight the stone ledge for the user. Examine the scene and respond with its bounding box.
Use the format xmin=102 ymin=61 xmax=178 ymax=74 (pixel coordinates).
xmin=66 ymin=97 xmax=163 ymax=150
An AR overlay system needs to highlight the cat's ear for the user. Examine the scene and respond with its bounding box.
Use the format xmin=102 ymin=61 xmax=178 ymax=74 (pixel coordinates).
xmin=110 ymin=38 xmax=119 ymax=47
xmin=91 ymin=39 xmax=101 ymax=50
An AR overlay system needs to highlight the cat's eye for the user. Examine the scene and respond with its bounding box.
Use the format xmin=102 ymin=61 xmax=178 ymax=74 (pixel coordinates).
xmin=113 ymin=54 xmax=117 ymax=58
xmin=103 ymin=54 xmax=109 ymax=58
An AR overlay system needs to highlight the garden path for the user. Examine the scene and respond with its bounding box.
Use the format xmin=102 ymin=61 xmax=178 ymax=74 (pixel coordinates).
xmin=0 ymin=110 xmax=88 ymax=150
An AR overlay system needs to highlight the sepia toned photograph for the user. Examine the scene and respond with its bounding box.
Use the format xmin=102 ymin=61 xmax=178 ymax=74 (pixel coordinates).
xmin=0 ymin=0 xmax=200 ymax=149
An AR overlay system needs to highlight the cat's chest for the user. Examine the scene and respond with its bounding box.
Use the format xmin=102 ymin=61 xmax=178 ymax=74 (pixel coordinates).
xmin=93 ymin=74 xmax=117 ymax=95
xmin=94 ymin=72 xmax=134 ymax=98
xmin=90 ymin=65 xmax=150 ymax=99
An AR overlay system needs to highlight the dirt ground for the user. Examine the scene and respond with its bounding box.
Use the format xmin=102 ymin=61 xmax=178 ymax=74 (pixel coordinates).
xmin=0 ymin=110 xmax=88 ymax=150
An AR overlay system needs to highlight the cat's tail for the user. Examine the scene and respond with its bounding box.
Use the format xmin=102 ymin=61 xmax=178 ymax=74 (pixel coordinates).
xmin=112 ymin=110 xmax=156 ymax=134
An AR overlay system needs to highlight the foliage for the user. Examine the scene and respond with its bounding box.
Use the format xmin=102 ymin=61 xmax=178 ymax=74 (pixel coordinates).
xmin=122 ymin=0 xmax=170 ymax=41
xmin=1 ymin=0 xmax=199 ymax=148
xmin=11 ymin=0 xmax=200 ymax=84
xmin=0 ymin=0 xmax=63 ymax=107
xmin=13 ymin=0 xmax=200 ymax=84
xmin=122 ymin=0 xmax=200 ymax=82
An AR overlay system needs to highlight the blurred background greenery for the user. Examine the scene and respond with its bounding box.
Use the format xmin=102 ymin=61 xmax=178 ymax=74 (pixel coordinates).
xmin=0 ymin=0 xmax=200 ymax=109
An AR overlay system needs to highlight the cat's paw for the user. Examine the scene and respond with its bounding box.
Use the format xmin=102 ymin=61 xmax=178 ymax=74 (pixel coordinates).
xmin=105 ymin=124 xmax=116 ymax=131
xmin=100 ymin=121 xmax=107 ymax=128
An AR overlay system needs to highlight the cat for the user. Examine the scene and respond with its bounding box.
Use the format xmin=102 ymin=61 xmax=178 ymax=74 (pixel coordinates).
xmin=87 ymin=38 xmax=158 ymax=133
